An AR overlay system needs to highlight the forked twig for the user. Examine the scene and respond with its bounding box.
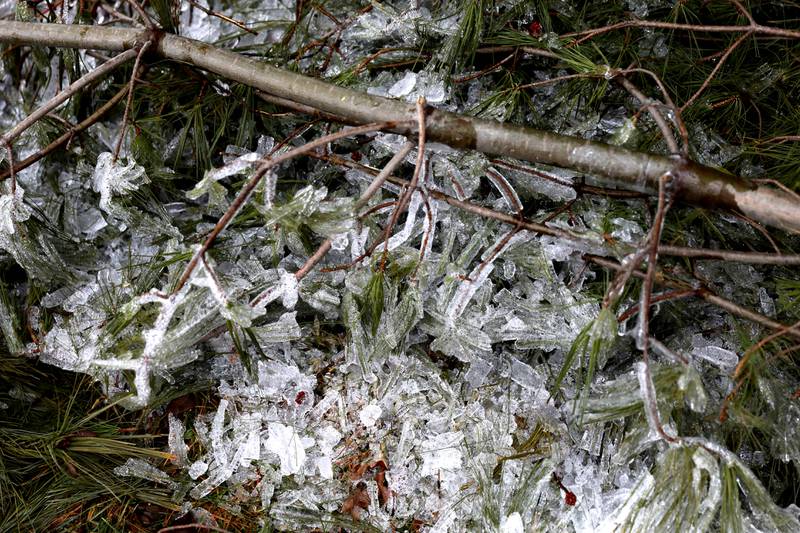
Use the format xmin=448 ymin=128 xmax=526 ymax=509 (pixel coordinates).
xmin=173 ymin=120 xmax=414 ymax=295
xmin=289 ymin=142 xmax=415 ymax=285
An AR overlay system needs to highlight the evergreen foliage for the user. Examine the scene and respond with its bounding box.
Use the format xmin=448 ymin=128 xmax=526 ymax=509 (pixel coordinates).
xmin=1 ymin=1 xmax=800 ymax=531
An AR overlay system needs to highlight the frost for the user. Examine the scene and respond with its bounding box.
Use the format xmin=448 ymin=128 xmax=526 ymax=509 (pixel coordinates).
xmin=265 ymin=423 xmax=308 ymax=476
xmin=359 ymin=403 xmax=382 ymax=427
xmin=508 ymin=357 xmax=544 ymax=391
xmin=251 ymin=312 xmax=301 ymax=344
xmin=238 ymin=412 xmax=263 ymax=465
xmin=420 ymin=432 xmax=463 ymax=476
xmin=92 ymin=152 xmax=149 ymax=225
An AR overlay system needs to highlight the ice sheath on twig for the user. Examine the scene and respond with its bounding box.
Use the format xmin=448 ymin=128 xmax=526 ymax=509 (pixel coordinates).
xmin=1 ymin=21 xmax=798 ymax=233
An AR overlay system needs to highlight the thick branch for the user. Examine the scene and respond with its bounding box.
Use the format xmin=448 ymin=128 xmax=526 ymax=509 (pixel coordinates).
xmin=1 ymin=21 xmax=799 ymax=232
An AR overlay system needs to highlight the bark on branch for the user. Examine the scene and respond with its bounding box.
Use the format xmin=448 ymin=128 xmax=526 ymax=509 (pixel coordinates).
xmin=1 ymin=21 xmax=799 ymax=233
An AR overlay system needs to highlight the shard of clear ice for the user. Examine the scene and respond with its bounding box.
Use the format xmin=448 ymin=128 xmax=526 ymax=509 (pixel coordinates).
xmin=168 ymin=414 xmax=189 ymax=467
xmin=237 ymin=412 xmax=263 ymax=466
xmin=508 ymin=356 xmax=544 ymax=391
xmin=358 ymin=403 xmax=382 ymax=428
xmin=114 ymin=458 xmax=177 ymax=488
xmin=0 ymin=182 xmax=32 ymax=238
xmin=188 ymin=460 xmax=209 ymax=480
xmin=388 ymin=71 xmax=417 ymax=98
xmin=446 ymin=230 xmax=528 ymax=323
xmin=265 ymin=423 xmax=308 ymax=476
xmin=387 ymin=190 xmax=422 ymax=250
xmin=210 ymin=399 xmax=229 ymax=467
xmin=420 ymin=431 xmax=463 ymax=476
xmin=692 ymin=345 xmax=739 ymax=372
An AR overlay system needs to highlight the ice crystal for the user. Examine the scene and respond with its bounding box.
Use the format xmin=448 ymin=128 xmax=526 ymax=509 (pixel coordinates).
xmin=92 ymin=152 xmax=149 ymax=226
xmin=265 ymin=423 xmax=308 ymax=476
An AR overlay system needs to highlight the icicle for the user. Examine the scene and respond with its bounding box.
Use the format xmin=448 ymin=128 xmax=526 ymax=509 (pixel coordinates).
xmin=485 ymin=167 xmax=523 ymax=215
xmin=210 ymin=399 xmax=229 ymax=467
xmin=387 ymin=190 xmax=423 ymax=250
xmin=114 ymin=458 xmax=178 ymax=489
xmin=446 ymin=229 xmax=527 ymax=323
xmin=168 ymin=414 xmax=190 ymax=467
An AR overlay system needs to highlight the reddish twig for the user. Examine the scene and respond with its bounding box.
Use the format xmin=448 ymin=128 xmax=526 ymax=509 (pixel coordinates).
xmin=680 ymin=31 xmax=752 ymax=112
xmin=563 ymin=16 xmax=800 ymax=46
xmin=617 ymin=288 xmax=698 ymax=323
xmin=616 ymin=76 xmax=680 ymax=155
xmin=291 ymin=142 xmax=413 ymax=283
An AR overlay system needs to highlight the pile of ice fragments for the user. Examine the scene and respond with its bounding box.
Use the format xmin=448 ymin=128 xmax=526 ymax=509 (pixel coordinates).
xmin=2 ymin=0 xmax=800 ymax=531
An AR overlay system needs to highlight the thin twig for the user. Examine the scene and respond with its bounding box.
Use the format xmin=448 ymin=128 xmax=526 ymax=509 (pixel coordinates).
xmin=316 ymin=152 xmax=800 ymax=267
xmin=476 ymin=45 xmax=560 ymax=60
xmin=617 ymin=288 xmax=698 ymax=323
xmin=187 ymin=0 xmax=257 ymax=35
xmin=126 ymin=0 xmax=156 ymax=29
xmin=733 ymin=318 xmax=800 ymax=381
xmin=616 ymin=76 xmax=680 ymax=155
xmin=620 ymin=67 xmax=688 ymax=151
xmin=731 ymin=211 xmax=781 ymax=255
xmin=637 ymin=173 xmax=674 ymax=358
xmin=564 ymin=16 xmax=800 ymax=46
xmin=680 ymin=31 xmax=752 ymax=112
xmin=290 ymin=142 xmax=414 ymax=283
xmin=453 ymin=53 xmax=515 ymax=84
xmin=657 ymin=245 xmax=800 ymax=265
xmin=489 ymin=158 xmax=647 ymax=199
xmin=354 ymin=141 xmax=414 ymax=211
xmin=414 ymin=189 xmax=435 ymax=277
xmin=99 ymin=3 xmax=142 ymax=27
xmin=113 ymin=41 xmax=151 ymax=162
xmin=585 ymin=254 xmax=800 ymax=341
xmin=4 ymin=141 xmax=15 ymax=195
xmin=379 ymin=97 xmax=427 ymax=272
